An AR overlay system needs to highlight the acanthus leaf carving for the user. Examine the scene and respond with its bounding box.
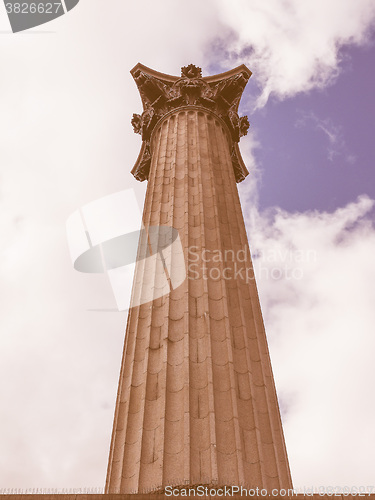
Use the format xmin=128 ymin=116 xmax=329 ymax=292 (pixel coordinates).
xmin=131 ymin=113 xmax=142 ymax=135
xmin=131 ymin=64 xmax=251 ymax=182
xmin=239 ymin=116 xmax=250 ymax=138
xmin=131 ymin=106 xmax=158 ymax=141
xmin=131 ymin=141 xmax=151 ymax=182
xmin=181 ymin=64 xmax=202 ymax=79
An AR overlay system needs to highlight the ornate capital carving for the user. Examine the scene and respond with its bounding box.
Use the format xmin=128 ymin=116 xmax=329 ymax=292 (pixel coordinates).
xmin=181 ymin=64 xmax=202 ymax=78
xmin=131 ymin=141 xmax=151 ymax=182
xmin=130 ymin=63 xmax=252 ymax=183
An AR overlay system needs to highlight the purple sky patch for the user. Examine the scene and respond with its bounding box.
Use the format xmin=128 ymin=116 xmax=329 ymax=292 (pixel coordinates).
xmin=245 ymin=44 xmax=375 ymax=213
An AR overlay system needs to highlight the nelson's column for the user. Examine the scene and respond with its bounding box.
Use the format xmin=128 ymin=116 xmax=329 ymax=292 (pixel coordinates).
xmin=105 ymin=64 xmax=293 ymax=494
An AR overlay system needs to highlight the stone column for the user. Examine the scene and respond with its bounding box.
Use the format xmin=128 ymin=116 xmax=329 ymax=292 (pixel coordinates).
xmin=105 ymin=64 xmax=292 ymax=494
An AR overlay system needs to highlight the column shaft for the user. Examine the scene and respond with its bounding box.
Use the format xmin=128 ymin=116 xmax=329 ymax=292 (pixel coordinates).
xmin=106 ymin=108 xmax=292 ymax=493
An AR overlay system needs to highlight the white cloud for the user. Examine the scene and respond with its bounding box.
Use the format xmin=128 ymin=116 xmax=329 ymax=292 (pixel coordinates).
xmin=239 ymin=189 xmax=375 ymax=487
xmin=214 ymin=0 xmax=375 ymax=105
xmin=0 ymin=0 xmax=221 ymax=489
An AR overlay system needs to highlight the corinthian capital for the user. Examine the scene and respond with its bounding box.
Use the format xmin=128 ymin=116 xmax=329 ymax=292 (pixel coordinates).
xmin=130 ymin=63 xmax=252 ymax=183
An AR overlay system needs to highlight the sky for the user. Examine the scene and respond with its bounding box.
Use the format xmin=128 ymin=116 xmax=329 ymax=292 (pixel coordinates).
xmin=0 ymin=0 xmax=375 ymax=492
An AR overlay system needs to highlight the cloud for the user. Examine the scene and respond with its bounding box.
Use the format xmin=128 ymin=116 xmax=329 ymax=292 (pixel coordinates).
xmin=239 ymin=191 xmax=375 ymax=487
xmin=213 ymin=0 xmax=375 ymax=105
xmin=295 ymin=111 xmax=352 ymax=162
xmin=0 ymin=0 xmax=222 ymax=489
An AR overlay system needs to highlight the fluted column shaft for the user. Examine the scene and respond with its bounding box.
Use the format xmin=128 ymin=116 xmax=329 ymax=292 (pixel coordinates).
xmin=106 ymin=107 xmax=292 ymax=493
